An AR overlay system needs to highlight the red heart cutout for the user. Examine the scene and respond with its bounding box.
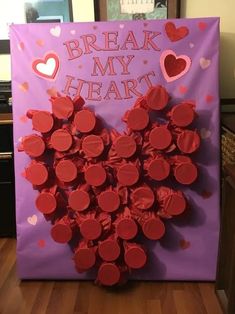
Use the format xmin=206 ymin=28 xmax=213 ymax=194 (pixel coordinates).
xmin=32 ymin=52 xmax=60 ymax=80
xmin=160 ymin=50 xmax=191 ymax=82
xmin=179 ymin=239 xmax=191 ymax=250
xmin=165 ymin=22 xmax=189 ymax=42
xmin=198 ymin=22 xmax=207 ymax=31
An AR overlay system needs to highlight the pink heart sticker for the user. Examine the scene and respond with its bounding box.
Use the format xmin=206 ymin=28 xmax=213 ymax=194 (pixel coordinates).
xmin=27 ymin=214 xmax=37 ymax=226
xmin=32 ymin=52 xmax=60 ymax=80
xmin=200 ymin=57 xmax=211 ymax=70
xmin=160 ymin=50 xmax=192 ymax=82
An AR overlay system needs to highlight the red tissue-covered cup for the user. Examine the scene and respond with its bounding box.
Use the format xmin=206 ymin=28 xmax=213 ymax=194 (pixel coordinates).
xmin=149 ymin=125 xmax=172 ymax=150
xmin=74 ymin=241 xmax=96 ymax=272
xmin=20 ymin=134 xmax=45 ymax=157
xmin=98 ymin=234 xmax=121 ymax=262
xmin=96 ymin=262 xmax=123 ymax=286
xmin=168 ymin=101 xmax=196 ymax=127
xmin=146 ymin=85 xmax=169 ymax=111
xmin=156 ymin=186 xmax=186 ymax=217
xmin=176 ymin=129 xmax=200 ymax=154
xmin=74 ymin=109 xmax=96 ymax=133
xmin=84 ymin=163 xmax=106 ymax=186
xmin=50 ymin=128 xmax=73 ymax=152
xmin=68 ymin=184 xmax=90 ymax=212
xmin=124 ymin=242 xmax=147 ymax=269
xmin=51 ymin=96 xmax=74 ymax=119
xmin=24 ymin=161 xmax=48 ymax=186
xmin=171 ymin=155 xmax=198 ymax=185
xmin=76 ymin=211 xmax=111 ymax=240
xmin=114 ymin=135 xmax=137 ymax=158
xmin=144 ymin=155 xmax=170 ymax=181
xmin=116 ymin=160 xmax=140 ymax=186
xmin=115 ymin=207 xmax=138 ymax=240
xmin=35 ymin=185 xmax=60 ymax=214
xmin=130 ymin=184 xmax=155 ymax=210
xmin=97 ymin=187 xmax=120 ymax=213
xmin=55 ymin=159 xmax=78 ymax=183
xmin=136 ymin=211 xmax=165 ymax=240
xmin=27 ymin=109 xmax=54 ymax=133
xmin=81 ymin=134 xmax=104 ymax=158
xmin=50 ymin=215 xmax=75 ymax=243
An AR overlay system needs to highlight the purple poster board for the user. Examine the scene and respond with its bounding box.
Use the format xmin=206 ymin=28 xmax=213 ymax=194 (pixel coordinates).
xmin=10 ymin=18 xmax=220 ymax=281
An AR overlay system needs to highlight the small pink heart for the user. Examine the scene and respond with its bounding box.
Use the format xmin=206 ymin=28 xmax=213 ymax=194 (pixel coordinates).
xmin=179 ymin=239 xmax=191 ymax=250
xmin=206 ymin=95 xmax=213 ymax=103
xmin=143 ymin=60 xmax=148 ymax=65
xmin=47 ymin=87 xmax=58 ymax=97
xmin=36 ymin=39 xmax=44 ymax=47
xmin=200 ymin=128 xmax=211 ymax=139
xmin=18 ymin=42 xmax=24 ymax=51
xmin=198 ymin=21 xmax=207 ymax=31
xmin=27 ymin=214 xmax=37 ymax=226
xmin=38 ymin=239 xmax=46 ymax=248
xmin=119 ymin=24 xmax=124 ymax=29
xmin=201 ymin=190 xmax=212 ymax=199
xmin=200 ymin=57 xmax=211 ymax=70
xmin=179 ymin=85 xmax=187 ymax=94
xmin=50 ymin=25 xmax=61 ymax=37
xmin=70 ymin=29 xmax=76 ymax=35
xmin=93 ymin=25 xmax=98 ymax=30
xmin=189 ymin=42 xmax=194 ymax=48
xmin=19 ymin=82 xmax=29 ymax=92
xmin=19 ymin=115 xmax=28 ymax=123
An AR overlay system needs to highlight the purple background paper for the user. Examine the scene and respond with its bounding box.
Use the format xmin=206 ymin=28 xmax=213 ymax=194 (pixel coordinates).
xmin=10 ymin=18 xmax=220 ymax=280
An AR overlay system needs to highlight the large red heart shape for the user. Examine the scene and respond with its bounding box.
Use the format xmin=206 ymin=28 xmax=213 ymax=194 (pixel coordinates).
xmin=32 ymin=52 xmax=60 ymax=80
xmin=160 ymin=50 xmax=191 ymax=82
xmin=165 ymin=22 xmax=189 ymax=42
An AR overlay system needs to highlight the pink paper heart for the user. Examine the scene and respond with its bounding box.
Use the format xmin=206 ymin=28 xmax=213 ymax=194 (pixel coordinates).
xmin=198 ymin=22 xmax=207 ymax=31
xmin=200 ymin=128 xmax=211 ymax=139
xmin=50 ymin=25 xmax=61 ymax=37
xmin=70 ymin=29 xmax=76 ymax=35
xmin=206 ymin=95 xmax=213 ymax=103
xmin=200 ymin=58 xmax=211 ymax=70
xmin=32 ymin=52 xmax=60 ymax=80
xmin=179 ymin=85 xmax=187 ymax=94
xmin=160 ymin=50 xmax=191 ymax=82
xmin=27 ymin=214 xmax=37 ymax=226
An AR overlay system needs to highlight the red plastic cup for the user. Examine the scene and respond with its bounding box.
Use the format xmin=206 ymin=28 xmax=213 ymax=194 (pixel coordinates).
xmin=142 ymin=216 xmax=165 ymax=240
xmin=74 ymin=247 xmax=96 ymax=271
xmin=115 ymin=135 xmax=137 ymax=158
xmin=117 ymin=164 xmax=139 ymax=186
xmin=32 ymin=111 xmax=54 ymax=133
xmin=170 ymin=102 xmax=195 ymax=127
xmin=174 ymin=162 xmax=198 ymax=185
xmin=177 ymin=130 xmax=200 ymax=154
xmin=35 ymin=192 xmax=57 ymax=214
xmin=55 ymin=159 xmax=77 ymax=182
xmin=98 ymin=238 xmax=121 ymax=262
xmin=131 ymin=186 xmax=155 ymax=210
xmin=50 ymin=129 xmax=73 ymax=152
xmin=127 ymin=108 xmax=149 ymax=131
xmin=84 ymin=164 xmax=106 ymax=186
xmin=124 ymin=243 xmax=147 ymax=269
xmin=116 ymin=218 xmax=138 ymax=240
xmin=22 ymin=135 xmax=45 ymax=157
xmin=74 ymin=110 xmax=96 ymax=133
xmin=51 ymin=96 xmax=74 ymax=119
xmin=50 ymin=217 xmax=73 ymax=243
xmin=97 ymin=190 xmax=120 ymax=212
xmin=80 ymin=218 xmax=102 ymax=240
xmin=68 ymin=189 xmax=90 ymax=211
xmin=25 ymin=162 xmax=48 ymax=185
xmin=146 ymin=85 xmax=169 ymax=110
xmin=97 ymin=262 xmax=121 ymax=286
xmin=149 ymin=126 xmax=172 ymax=150
xmin=164 ymin=193 xmax=186 ymax=215
xmin=147 ymin=158 xmax=170 ymax=181
xmin=82 ymin=135 xmax=104 ymax=157
xmin=156 ymin=186 xmax=187 ymax=216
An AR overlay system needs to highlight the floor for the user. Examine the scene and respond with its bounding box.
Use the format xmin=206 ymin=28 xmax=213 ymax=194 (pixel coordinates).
xmin=0 ymin=239 xmax=223 ymax=314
